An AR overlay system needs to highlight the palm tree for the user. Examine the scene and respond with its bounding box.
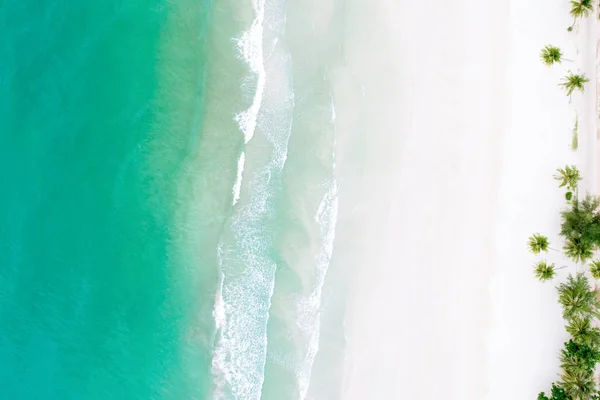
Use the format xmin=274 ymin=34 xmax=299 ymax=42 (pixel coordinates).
xmin=559 ymin=367 xmax=596 ymax=399
xmin=555 ymin=165 xmax=583 ymax=192
xmin=559 ymin=73 xmax=589 ymax=99
xmin=590 ymin=260 xmax=600 ymax=280
xmin=560 ymin=195 xmax=600 ymax=245
xmin=538 ymin=384 xmax=569 ymax=400
xmin=569 ymin=0 xmax=594 ymax=30
xmin=564 ymin=236 xmax=595 ymax=263
xmin=540 ymin=45 xmax=572 ymax=66
xmin=528 ymin=233 xmax=553 ymax=253
xmin=557 ymin=273 xmax=600 ymax=320
xmin=534 ymin=261 xmax=557 ymax=281
xmin=566 ymin=316 xmax=600 ymax=347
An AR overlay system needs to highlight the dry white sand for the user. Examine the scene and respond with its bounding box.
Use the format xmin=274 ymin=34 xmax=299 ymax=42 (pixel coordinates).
xmin=333 ymin=0 xmax=600 ymax=398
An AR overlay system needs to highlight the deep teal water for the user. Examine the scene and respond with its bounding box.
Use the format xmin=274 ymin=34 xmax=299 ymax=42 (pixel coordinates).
xmin=0 ymin=0 xmax=349 ymax=398
xmin=0 ymin=1 xmax=219 ymax=398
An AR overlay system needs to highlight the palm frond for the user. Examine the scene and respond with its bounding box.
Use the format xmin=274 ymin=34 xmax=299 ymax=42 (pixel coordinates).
xmin=534 ymin=261 xmax=556 ymax=282
xmin=590 ymin=260 xmax=600 ymax=280
xmin=559 ymin=366 xmax=596 ymax=399
xmin=554 ymin=165 xmax=582 ymax=191
xmin=541 ymin=45 xmax=564 ymax=66
xmin=529 ymin=233 xmax=550 ymax=254
xmin=559 ymin=73 xmax=590 ymax=96
xmin=560 ymin=195 xmax=600 ymax=244
xmin=570 ymin=0 xmax=594 ymax=19
xmin=557 ymin=273 xmax=600 ymax=320
xmin=563 ymin=236 xmax=594 ymax=263
xmin=566 ymin=316 xmax=600 ymax=347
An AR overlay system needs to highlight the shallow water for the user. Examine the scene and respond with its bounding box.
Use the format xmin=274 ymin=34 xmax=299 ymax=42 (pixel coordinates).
xmin=0 ymin=0 xmax=354 ymax=398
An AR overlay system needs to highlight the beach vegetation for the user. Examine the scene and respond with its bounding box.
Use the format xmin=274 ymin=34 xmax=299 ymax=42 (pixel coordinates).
xmin=538 ymin=384 xmax=569 ymax=400
xmin=536 ymin=166 xmax=600 ymax=399
xmin=560 ymin=73 xmax=590 ymax=97
xmin=561 ymin=339 xmax=600 ymax=373
xmin=529 ymin=233 xmax=552 ymax=253
xmin=560 ymin=195 xmax=600 ymax=249
xmin=535 ymin=261 xmax=557 ymax=281
xmin=541 ymin=45 xmax=571 ymax=66
xmin=566 ymin=316 xmax=600 ymax=347
xmin=567 ymin=191 xmax=574 ymax=201
xmin=560 ymin=367 xmax=596 ymax=398
xmin=569 ymin=0 xmax=595 ymax=30
xmin=558 ymin=274 xmax=600 ymax=320
xmin=555 ymin=165 xmax=583 ymax=192
xmin=590 ymin=261 xmax=600 ymax=280
xmin=540 ymin=274 xmax=600 ymax=399
xmin=563 ymin=237 xmax=595 ymax=263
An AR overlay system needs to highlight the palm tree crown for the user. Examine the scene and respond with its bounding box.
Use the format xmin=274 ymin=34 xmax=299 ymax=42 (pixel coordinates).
xmin=559 ymin=366 xmax=596 ymax=399
xmin=560 ymin=195 xmax=600 ymax=245
xmin=529 ymin=233 xmax=550 ymax=253
xmin=534 ymin=261 xmax=556 ymax=281
xmin=570 ymin=0 xmax=594 ymax=19
xmin=555 ymin=165 xmax=583 ymax=191
xmin=540 ymin=45 xmax=565 ymax=66
xmin=557 ymin=273 xmax=600 ymax=320
xmin=563 ymin=237 xmax=594 ymax=263
xmin=566 ymin=316 xmax=600 ymax=347
xmin=590 ymin=260 xmax=600 ymax=280
xmin=559 ymin=73 xmax=589 ymax=96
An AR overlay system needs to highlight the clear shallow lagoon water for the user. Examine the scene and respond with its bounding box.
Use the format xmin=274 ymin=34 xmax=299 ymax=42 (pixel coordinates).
xmin=0 ymin=0 xmax=351 ymax=398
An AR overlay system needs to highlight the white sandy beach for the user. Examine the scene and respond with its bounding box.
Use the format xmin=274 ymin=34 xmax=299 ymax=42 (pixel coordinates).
xmin=333 ymin=0 xmax=600 ymax=398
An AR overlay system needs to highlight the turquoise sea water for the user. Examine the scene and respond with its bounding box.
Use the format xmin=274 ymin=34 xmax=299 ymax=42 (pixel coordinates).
xmin=0 ymin=0 xmax=347 ymax=398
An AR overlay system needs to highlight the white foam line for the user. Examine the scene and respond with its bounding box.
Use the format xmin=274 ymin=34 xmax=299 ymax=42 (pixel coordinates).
xmin=330 ymin=93 xmax=336 ymax=122
xmin=298 ymin=185 xmax=338 ymax=400
xmin=212 ymin=247 xmax=228 ymax=400
xmin=213 ymin=276 xmax=226 ymax=331
xmin=297 ymin=119 xmax=339 ymax=399
xmin=213 ymin=2 xmax=295 ymax=396
xmin=235 ymin=0 xmax=266 ymax=144
xmin=232 ymin=151 xmax=245 ymax=206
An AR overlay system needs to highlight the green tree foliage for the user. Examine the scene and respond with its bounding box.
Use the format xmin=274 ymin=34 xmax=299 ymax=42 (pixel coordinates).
xmin=557 ymin=274 xmax=600 ymax=321
xmin=543 ymin=274 xmax=600 ymax=399
xmin=561 ymin=339 xmax=600 ymax=372
xmin=529 ymin=233 xmax=551 ymax=254
xmin=571 ymin=0 xmax=594 ymax=19
xmin=590 ymin=260 xmax=600 ymax=280
xmin=560 ymin=195 xmax=600 ymax=246
xmin=555 ymin=165 xmax=583 ymax=191
xmin=538 ymin=383 xmax=569 ymax=400
xmin=535 ymin=261 xmax=556 ymax=281
xmin=551 ymin=384 xmax=569 ymax=400
xmin=567 ymin=191 xmax=574 ymax=201
xmin=537 ymin=166 xmax=600 ymax=399
xmin=560 ymin=366 xmax=596 ymax=399
xmin=566 ymin=316 xmax=600 ymax=347
xmin=563 ymin=237 xmax=595 ymax=263
xmin=560 ymin=73 xmax=590 ymax=96
xmin=569 ymin=0 xmax=595 ymax=30
xmin=541 ymin=45 xmax=568 ymax=66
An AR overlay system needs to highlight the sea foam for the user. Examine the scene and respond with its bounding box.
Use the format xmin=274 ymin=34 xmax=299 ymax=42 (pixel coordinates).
xmin=211 ymin=0 xmax=294 ymax=398
xmin=232 ymin=152 xmax=245 ymax=206
xmin=235 ymin=0 xmax=266 ymax=145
